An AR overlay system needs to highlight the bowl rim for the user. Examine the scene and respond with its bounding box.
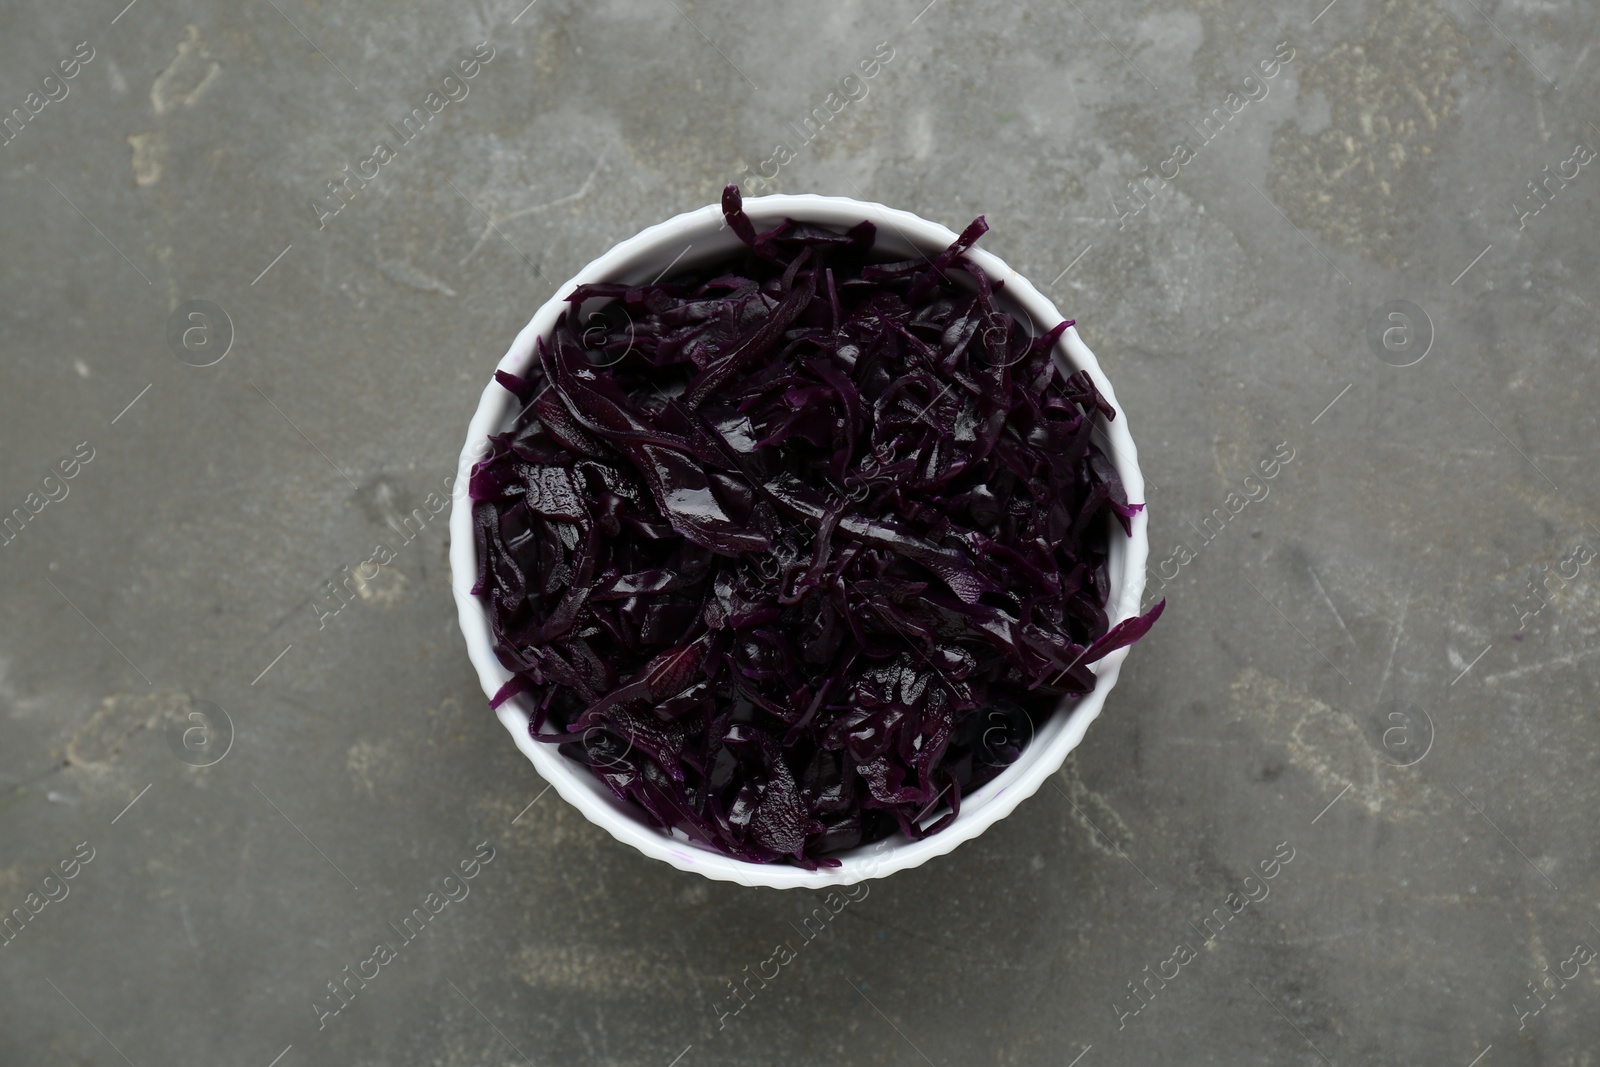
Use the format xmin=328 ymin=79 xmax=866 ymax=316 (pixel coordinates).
xmin=447 ymin=192 xmax=1150 ymax=889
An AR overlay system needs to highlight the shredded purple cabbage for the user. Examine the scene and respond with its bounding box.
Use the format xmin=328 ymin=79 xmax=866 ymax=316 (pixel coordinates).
xmin=470 ymin=185 xmax=1162 ymax=868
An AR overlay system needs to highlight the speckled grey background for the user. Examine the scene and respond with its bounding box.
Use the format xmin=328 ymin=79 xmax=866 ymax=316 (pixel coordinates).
xmin=3 ymin=1 xmax=1597 ymax=1065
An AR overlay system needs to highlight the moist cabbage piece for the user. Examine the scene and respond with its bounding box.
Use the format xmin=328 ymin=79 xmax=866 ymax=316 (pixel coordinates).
xmin=470 ymin=185 xmax=1163 ymax=868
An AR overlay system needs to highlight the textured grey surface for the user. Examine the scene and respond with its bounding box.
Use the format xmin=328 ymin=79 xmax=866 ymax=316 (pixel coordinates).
xmin=2 ymin=1 xmax=1598 ymax=1064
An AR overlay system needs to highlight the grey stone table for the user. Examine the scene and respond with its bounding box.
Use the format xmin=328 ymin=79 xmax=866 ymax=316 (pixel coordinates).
xmin=3 ymin=1 xmax=1596 ymax=1064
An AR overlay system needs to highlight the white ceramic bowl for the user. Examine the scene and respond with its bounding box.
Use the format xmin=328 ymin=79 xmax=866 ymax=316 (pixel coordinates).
xmin=448 ymin=193 xmax=1150 ymax=889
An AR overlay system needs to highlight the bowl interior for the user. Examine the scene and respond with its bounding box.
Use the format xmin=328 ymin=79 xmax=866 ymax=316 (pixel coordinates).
xmin=448 ymin=194 xmax=1149 ymax=889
